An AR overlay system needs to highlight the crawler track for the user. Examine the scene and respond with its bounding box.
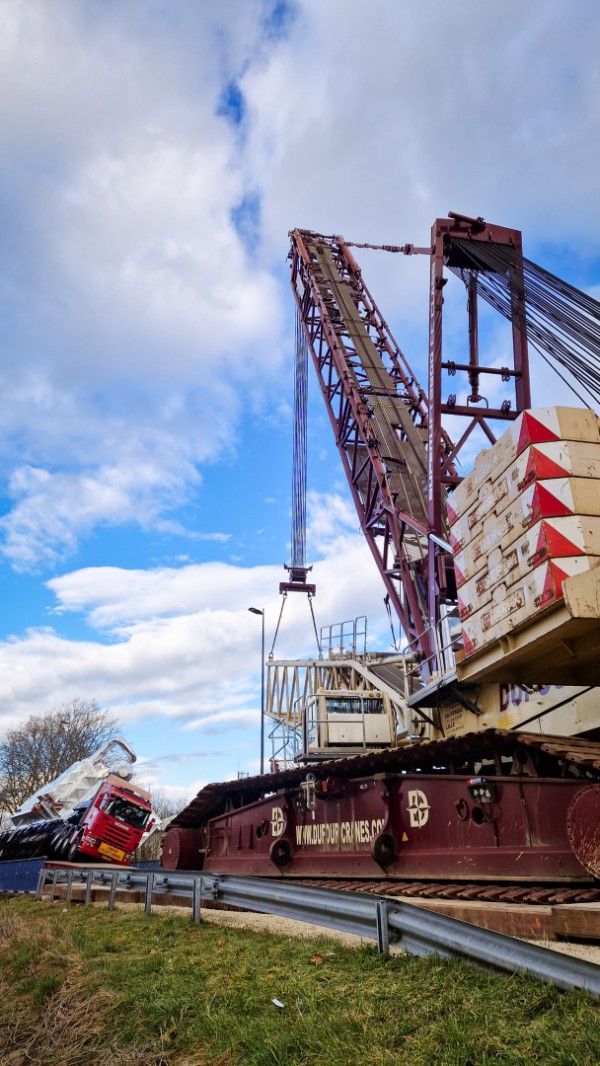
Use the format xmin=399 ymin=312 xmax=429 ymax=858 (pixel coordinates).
xmin=297 ymin=880 xmax=600 ymax=905
xmin=170 ymin=729 xmax=600 ymax=830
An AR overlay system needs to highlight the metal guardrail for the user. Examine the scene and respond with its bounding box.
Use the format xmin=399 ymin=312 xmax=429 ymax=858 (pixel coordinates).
xmin=34 ymin=865 xmax=600 ymax=998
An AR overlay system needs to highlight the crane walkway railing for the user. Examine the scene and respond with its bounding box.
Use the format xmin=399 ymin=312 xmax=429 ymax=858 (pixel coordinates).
xmin=35 ymin=864 xmax=600 ymax=998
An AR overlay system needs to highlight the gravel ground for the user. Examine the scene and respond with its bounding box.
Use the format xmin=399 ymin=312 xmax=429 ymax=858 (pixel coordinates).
xmin=196 ymin=907 xmax=389 ymax=950
xmin=106 ymin=900 xmax=600 ymax=964
xmin=523 ymin=938 xmax=600 ymax=965
xmin=112 ymin=901 xmax=380 ymax=950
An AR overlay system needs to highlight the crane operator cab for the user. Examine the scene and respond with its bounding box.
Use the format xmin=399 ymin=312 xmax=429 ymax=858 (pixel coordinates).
xmin=301 ymin=689 xmax=394 ymax=761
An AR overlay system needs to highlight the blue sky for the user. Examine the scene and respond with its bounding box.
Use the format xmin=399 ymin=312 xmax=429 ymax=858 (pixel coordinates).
xmin=1 ymin=0 xmax=600 ymax=806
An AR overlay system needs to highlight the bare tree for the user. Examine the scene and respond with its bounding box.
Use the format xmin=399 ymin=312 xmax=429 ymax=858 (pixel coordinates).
xmin=0 ymin=698 xmax=121 ymax=816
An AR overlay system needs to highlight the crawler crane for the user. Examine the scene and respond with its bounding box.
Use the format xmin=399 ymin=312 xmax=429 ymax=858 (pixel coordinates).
xmin=163 ymin=214 xmax=600 ymax=901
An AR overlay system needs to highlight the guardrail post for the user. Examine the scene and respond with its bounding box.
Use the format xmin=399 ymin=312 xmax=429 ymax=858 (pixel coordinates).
xmin=49 ymin=870 xmax=59 ymax=901
xmin=144 ymin=873 xmax=155 ymax=915
xmin=85 ymin=870 xmax=93 ymax=904
xmin=108 ymin=872 xmax=118 ymax=911
xmin=375 ymin=899 xmax=390 ymax=955
xmin=192 ymin=877 xmax=202 ymax=923
xmin=66 ymin=869 xmax=74 ymax=903
xmin=35 ymin=868 xmax=47 ymax=901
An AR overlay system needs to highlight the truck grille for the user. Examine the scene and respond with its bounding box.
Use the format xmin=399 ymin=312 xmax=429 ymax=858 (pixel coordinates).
xmin=99 ymin=821 xmax=133 ymax=847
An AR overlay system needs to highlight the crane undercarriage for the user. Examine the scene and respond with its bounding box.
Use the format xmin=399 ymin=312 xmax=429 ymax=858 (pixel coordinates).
xmin=163 ymin=729 xmax=600 ymax=897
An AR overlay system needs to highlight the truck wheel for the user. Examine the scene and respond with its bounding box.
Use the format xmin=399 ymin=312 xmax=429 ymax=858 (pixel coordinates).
xmin=67 ymin=833 xmax=82 ymax=863
xmin=58 ymin=834 xmax=72 ymax=859
xmin=51 ymin=828 xmax=69 ymax=858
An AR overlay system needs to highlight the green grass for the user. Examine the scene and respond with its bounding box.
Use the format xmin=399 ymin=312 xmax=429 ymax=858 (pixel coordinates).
xmin=0 ymin=896 xmax=598 ymax=1065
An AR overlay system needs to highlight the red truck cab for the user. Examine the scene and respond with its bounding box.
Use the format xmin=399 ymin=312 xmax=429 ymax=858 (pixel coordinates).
xmin=77 ymin=775 xmax=154 ymax=865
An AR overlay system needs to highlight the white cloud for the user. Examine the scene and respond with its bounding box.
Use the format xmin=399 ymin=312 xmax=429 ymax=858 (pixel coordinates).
xmin=132 ymin=775 xmax=210 ymax=810
xmin=47 ymin=561 xmax=280 ymax=629
xmin=1 ymin=0 xmax=599 ymax=573
xmin=54 ymin=136 xmax=283 ymax=382
xmin=1 ymin=457 xmax=198 ymax=570
xmin=306 ymin=489 xmax=358 ymax=548
xmin=0 ymin=0 xmax=287 ymax=569
xmin=44 ymin=489 xmax=390 ymax=642
xmin=244 ymin=1 xmax=600 ymax=273
xmin=0 ymin=0 xmax=285 ymax=381
xmin=0 ymin=495 xmax=388 ymax=759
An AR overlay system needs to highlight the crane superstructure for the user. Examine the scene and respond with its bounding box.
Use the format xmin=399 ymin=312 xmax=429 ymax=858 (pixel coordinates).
xmin=263 ymin=213 xmax=600 ymax=756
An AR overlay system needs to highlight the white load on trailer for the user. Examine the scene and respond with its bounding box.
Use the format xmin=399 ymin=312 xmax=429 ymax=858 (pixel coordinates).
xmin=10 ymin=737 xmax=137 ymax=826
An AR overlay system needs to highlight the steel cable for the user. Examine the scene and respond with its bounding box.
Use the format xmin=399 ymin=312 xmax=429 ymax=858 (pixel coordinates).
xmin=448 ymin=240 xmax=600 ymax=408
xmin=291 ymin=307 xmax=309 ymax=570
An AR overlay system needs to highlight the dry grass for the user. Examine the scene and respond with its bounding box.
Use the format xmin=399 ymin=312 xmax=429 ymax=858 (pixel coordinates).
xmin=0 ymin=905 xmax=167 ymax=1065
xmin=0 ymin=906 xmax=24 ymax=948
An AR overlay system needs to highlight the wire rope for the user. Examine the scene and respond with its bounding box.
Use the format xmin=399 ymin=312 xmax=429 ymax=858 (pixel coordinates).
xmin=447 ymin=240 xmax=600 ymax=409
xmin=291 ymin=307 xmax=309 ymax=570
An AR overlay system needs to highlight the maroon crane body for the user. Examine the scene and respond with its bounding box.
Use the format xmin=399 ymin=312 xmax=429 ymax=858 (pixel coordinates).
xmin=162 ymin=214 xmax=600 ymax=896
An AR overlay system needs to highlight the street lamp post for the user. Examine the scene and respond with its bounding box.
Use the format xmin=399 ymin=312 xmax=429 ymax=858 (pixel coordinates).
xmin=248 ymin=607 xmax=265 ymax=774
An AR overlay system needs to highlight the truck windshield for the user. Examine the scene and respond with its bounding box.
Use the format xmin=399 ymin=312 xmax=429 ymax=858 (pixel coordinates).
xmin=104 ymin=797 xmax=151 ymax=830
